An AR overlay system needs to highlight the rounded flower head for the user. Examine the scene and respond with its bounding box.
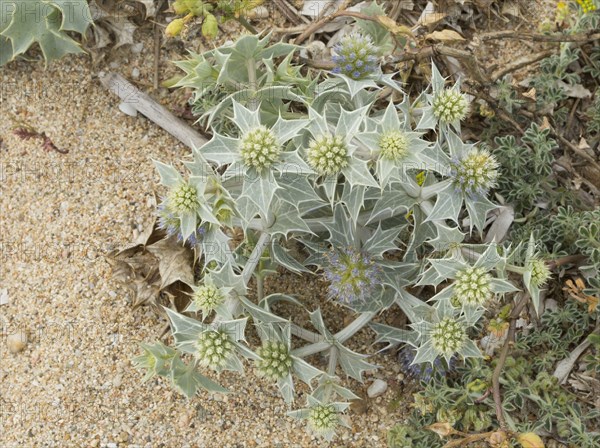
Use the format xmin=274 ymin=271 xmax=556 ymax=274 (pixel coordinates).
xmin=240 ymin=126 xmax=281 ymax=172
xmin=332 ymin=32 xmax=379 ymax=80
xmin=451 ymin=266 xmax=493 ymax=307
xmin=430 ymin=317 xmax=467 ymax=358
xmin=450 ymin=148 xmax=499 ymax=196
xmin=324 ymin=247 xmax=382 ymax=304
xmin=379 ymin=130 xmax=409 ymax=161
xmin=433 ymin=89 xmax=470 ymax=123
xmin=307 ymin=135 xmax=349 ymax=176
xmin=193 ymin=284 xmax=225 ymax=315
xmin=167 ymin=182 xmax=200 ymax=215
xmin=256 ymin=341 xmax=293 ymax=381
xmin=528 ymin=258 xmax=551 ymax=287
xmin=308 ymin=404 xmax=339 ymax=437
xmin=196 ymin=330 xmax=234 ymax=370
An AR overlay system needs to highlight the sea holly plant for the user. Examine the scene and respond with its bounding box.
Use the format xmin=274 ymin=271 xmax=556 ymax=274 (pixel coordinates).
xmin=129 ymin=33 xmax=561 ymax=441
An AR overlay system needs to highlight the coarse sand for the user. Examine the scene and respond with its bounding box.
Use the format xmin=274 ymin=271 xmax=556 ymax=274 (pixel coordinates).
xmin=0 ymin=42 xmax=407 ymax=448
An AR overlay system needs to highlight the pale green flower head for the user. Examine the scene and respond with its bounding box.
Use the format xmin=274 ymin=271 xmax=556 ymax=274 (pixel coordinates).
xmin=196 ymin=330 xmax=235 ymax=370
xmin=308 ymin=404 xmax=339 ymax=438
xmin=430 ymin=316 xmax=467 ymax=357
xmin=168 ymin=182 xmax=200 ymax=215
xmin=432 ymin=89 xmax=470 ymax=124
xmin=450 ymin=148 xmax=499 ymax=197
xmin=307 ymin=134 xmax=349 ymax=176
xmin=379 ymin=130 xmax=409 ymax=161
xmin=410 ymin=299 xmax=483 ymax=365
xmin=528 ymin=258 xmax=551 ymax=287
xmin=451 ymin=266 xmax=493 ymax=307
xmin=256 ymin=340 xmax=293 ymax=381
xmin=356 ymin=99 xmax=433 ymax=187
xmin=185 ymin=275 xmax=233 ymax=320
xmin=239 ymin=125 xmax=281 ymax=172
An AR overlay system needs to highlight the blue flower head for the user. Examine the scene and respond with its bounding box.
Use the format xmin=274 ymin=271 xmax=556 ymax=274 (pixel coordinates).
xmin=398 ymin=346 xmax=455 ymax=382
xmin=323 ymin=246 xmax=382 ymax=304
xmin=332 ymin=33 xmax=379 ymax=80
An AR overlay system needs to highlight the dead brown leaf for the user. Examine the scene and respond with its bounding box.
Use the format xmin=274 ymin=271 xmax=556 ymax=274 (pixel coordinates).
xmin=425 ymin=30 xmax=465 ymax=42
xmin=108 ymin=220 xmax=195 ymax=310
xmin=418 ymin=12 xmax=447 ymax=28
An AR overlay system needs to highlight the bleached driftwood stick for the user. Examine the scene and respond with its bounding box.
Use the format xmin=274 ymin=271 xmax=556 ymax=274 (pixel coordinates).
xmin=98 ymin=72 xmax=208 ymax=150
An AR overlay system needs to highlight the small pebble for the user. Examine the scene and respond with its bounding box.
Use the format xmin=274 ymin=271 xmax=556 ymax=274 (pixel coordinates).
xmin=367 ymin=379 xmax=388 ymax=398
xmin=132 ymin=68 xmax=140 ymax=79
xmin=7 ymin=330 xmax=28 ymax=353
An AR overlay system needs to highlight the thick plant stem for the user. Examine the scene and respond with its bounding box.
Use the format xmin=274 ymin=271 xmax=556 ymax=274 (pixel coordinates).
xmin=242 ymin=232 xmax=271 ymax=286
xmin=291 ymin=324 xmax=321 ymax=343
xmin=492 ymin=293 xmax=530 ymax=428
xmin=256 ymin=272 xmax=265 ymax=301
xmin=291 ymin=312 xmax=376 ymax=358
xmin=335 ymin=312 xmax=376 ymax=343
xmin=247 ymin=57 xmax=259 ymax=111
xmin=327 ymin=346 xmax=339 ymax=376
xmin=291 ymin=341 xmax=331 ymax=358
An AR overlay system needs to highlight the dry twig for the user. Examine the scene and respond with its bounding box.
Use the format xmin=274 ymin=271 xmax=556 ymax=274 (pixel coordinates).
xmin=293 ymin=0 xmax=352 ymax=45
xmin=272 ymin=0 xmax=310 ymax=25
xmin=490 ymin=49 xmax=554 ymax=82
xmin=481 ymin=30 xmax=600 ymax=43
xmin=99 ymin=72 xmax=208 ymax=150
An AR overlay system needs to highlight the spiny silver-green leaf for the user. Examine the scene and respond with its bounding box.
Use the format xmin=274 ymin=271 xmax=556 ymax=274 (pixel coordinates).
xmin=0 ymin=1 xmax=92 ymax=66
